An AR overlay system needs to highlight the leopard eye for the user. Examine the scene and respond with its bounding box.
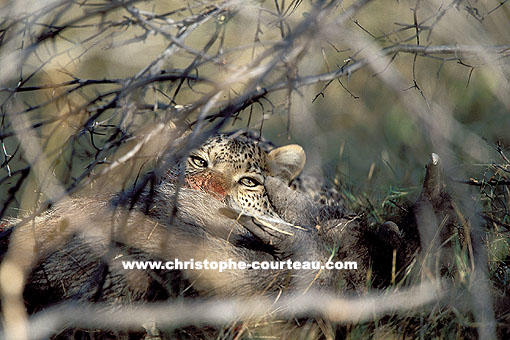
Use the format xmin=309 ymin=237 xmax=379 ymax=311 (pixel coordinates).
xmin=239 ymin=177 xmax=260 ymax=187
xmin=189 ymin=155 xmax=208 ymax=168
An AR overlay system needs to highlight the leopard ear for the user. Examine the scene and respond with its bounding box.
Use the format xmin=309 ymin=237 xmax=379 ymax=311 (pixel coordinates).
xmin=267 ymin=144 xmax=306 ymax=183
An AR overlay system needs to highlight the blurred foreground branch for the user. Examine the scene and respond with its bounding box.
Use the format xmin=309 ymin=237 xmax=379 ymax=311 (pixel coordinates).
xmin=23 ymin=281 xmax=444 ymax=340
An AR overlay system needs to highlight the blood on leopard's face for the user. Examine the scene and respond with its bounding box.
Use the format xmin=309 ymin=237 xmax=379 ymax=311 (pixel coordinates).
xmin=184 ymin=172 xmax=228 ymax=200
xmin=166 ymin=169 xmax=228 ymax=201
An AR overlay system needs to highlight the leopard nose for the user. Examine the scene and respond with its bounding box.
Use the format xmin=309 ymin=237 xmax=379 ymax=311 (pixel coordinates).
xmin=185 ymin=171 xmax=230 ymax=199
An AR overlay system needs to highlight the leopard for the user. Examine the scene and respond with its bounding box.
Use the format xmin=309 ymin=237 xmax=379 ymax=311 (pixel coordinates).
xmin=161 ymin=130 xmax=345 ymax=224
xmin=165 ymin=131 xmax=308 ymax=219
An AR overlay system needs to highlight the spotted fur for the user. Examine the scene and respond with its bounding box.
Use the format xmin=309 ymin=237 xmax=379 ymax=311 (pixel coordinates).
xmin=166 ymin=132 xmax=344 ymax=221
xmin=169 ymin=133 xmax=304 ymax=218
